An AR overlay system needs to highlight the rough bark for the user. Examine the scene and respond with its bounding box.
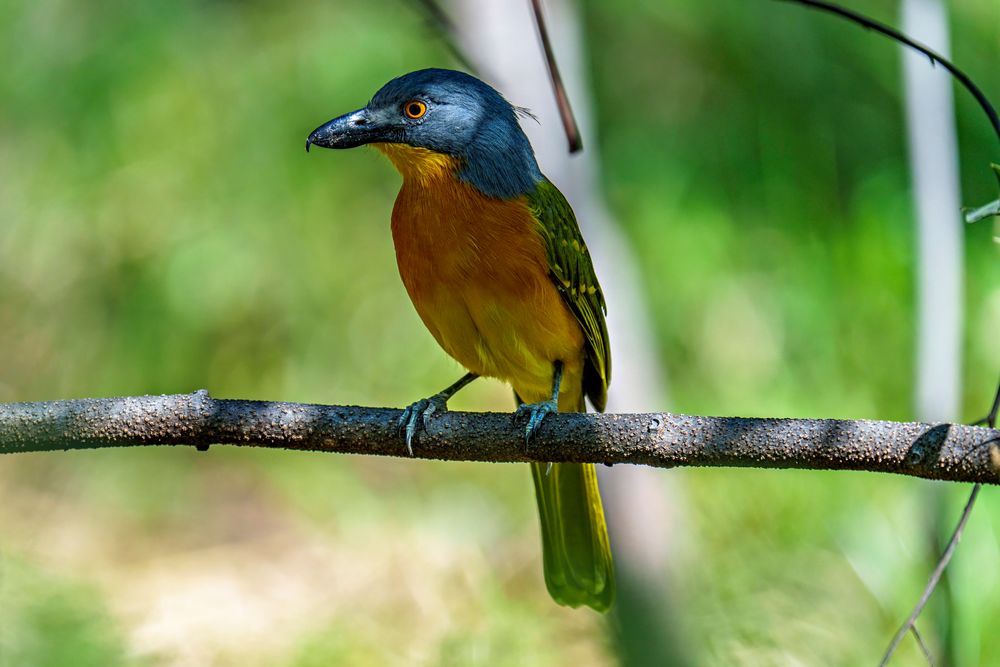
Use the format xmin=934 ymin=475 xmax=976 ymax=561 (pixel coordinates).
xmin=1 ymin=391 xmax=997 ymax=485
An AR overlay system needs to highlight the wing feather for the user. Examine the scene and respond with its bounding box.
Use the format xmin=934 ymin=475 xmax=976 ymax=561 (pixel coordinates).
xmin=525 ymin=180 xmax=610 ymax=411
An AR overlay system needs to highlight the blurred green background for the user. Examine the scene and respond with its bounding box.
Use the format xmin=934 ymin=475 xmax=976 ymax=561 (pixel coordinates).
xmin=0 ymin=0 xmax=997 ymax=665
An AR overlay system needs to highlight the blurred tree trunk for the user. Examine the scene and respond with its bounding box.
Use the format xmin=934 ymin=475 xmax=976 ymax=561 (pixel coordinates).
xmin=901 ymin=0 xmax=963 ymax=664
xmin=447 ymin=0 xmax=691 ymax=663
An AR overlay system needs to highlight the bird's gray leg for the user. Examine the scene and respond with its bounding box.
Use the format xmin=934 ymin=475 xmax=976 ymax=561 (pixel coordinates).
xmin=514 ymin=360 xmax=563 ymax=445
xmin=398 ymin=372 xmax=478 ymax=455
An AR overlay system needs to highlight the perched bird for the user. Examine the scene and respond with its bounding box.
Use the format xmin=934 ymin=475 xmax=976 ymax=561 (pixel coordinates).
xmin=306 ymin=68 xmax=614 ymax=612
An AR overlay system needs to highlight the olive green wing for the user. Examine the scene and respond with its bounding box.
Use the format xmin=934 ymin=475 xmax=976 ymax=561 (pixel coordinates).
xmin=525 ymin=179 xmax=610 ymax=411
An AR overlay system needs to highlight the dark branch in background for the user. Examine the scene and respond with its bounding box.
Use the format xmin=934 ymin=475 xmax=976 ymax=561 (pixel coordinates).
xmin=405 ymin=0 xmax=582 ymax=154
xmin=775 ymin=0 xmax=1000 ymax=143
xmin=776 ymin=0 xmax=1000 ymax=220
xmin=880 ymin=380 xmax=1000 ymax=667
xmin=1 ymin=391 xmax=999 ymax=483
xmin=528 ymin=0 xmax=583 ymax=153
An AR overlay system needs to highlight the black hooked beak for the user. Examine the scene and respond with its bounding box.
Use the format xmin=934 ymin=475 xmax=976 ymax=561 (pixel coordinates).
xmin=305 ymin=108 xmax=382 ymax=152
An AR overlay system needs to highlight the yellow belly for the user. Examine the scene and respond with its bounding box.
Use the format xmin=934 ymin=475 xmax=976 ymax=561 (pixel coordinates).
xmin=388 ymin=168 xmax=585 ymax=407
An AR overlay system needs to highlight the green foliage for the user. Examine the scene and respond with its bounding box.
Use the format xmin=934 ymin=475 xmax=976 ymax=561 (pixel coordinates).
xmin=0 ymin=0 xmax=997 ymax=664
xmin=0 ymin=558 xmax=133 ymax=666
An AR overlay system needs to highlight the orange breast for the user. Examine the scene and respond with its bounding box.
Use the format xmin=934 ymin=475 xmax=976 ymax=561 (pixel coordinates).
xmin=378 ymin=145 xmax=585 ymax=405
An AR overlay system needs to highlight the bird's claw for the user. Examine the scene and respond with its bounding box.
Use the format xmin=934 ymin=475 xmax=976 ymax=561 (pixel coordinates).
xmin=398 ymin=393 xmax=448 ymax=455
xmin=514 ymin=399 xmax=558 ymax=446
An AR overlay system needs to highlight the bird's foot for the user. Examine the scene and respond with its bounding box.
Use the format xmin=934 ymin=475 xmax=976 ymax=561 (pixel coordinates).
xmin=514 ymin=399 xmax=558 ymax=446
xmin=398 ymin=393 xmax=449 ymax=455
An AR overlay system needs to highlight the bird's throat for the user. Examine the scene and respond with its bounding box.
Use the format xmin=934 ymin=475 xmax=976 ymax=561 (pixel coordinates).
xmin=372 ymin=143 xmax=461 ymax=186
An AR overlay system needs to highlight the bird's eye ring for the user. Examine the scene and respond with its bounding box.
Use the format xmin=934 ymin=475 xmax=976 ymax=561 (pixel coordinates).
xmin=403 ymin=100 xmax=427 ymax=119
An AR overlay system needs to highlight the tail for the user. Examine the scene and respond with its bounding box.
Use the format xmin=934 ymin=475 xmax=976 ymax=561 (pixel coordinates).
xmin=531 ymin=460 xmax=615 ymax=612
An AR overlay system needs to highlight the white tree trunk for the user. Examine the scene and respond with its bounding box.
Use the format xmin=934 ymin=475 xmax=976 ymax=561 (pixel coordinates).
xmin=901 ymin=1 xmax=963 ymax=660
xmin=902 ymin=0 xmax=963 ymax=423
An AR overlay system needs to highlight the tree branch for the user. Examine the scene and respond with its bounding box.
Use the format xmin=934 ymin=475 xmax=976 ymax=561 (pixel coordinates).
xmin=528 ymin=0 xmax=583 ymax=154
xmin=1 ymin=391 xmax=998 ymax=483
xmin=775 ymin=0 xmax=1000 ymax=146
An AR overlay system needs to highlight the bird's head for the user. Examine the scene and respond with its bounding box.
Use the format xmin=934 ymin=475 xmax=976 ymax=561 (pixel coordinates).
xmin=306 ymin=69 xmax=542 ymax=198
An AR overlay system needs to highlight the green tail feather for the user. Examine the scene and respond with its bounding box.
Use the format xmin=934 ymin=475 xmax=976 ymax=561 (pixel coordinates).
xmin=531 ymin=461 xmax=615 ymax=612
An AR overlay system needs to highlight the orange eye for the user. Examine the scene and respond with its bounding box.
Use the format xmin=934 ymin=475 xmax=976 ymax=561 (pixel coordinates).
xmin=403 ymin=100 xmax=427 ymax=119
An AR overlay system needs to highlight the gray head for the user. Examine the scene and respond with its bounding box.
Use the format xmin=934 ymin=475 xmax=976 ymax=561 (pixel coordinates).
xmin=306 ymin=69 xmax=543 ymax=198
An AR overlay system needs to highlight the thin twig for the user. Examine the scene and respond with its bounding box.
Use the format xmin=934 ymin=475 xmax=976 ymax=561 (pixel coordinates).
xmin=972 ymin=376 xmax=1000 ymax=427
xmin=963 ymin=199 xmax=999 ymax=223
xmin=774 ymin=0 xmax=1000 ymax=145
xmin=879 ymin=484 xmax=981 ymax=666
xmin=964 ymin=165 xmax=1000 ymax=223
xmin=528 ymin=0 xmax=583 ymax=153
xmin=879 ymin=381 xmax=1000 ymax=666
xmin=909 ymin=624 xmax=936 ymax=666
xmin=404 ymin=0 xmax=582 ymax=154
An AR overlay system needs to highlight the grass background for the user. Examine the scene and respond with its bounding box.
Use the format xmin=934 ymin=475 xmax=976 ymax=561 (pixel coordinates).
xmin=0 ymin=0 xmax=997 ymax=664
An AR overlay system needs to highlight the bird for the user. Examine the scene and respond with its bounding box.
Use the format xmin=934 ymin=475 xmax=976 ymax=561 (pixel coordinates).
xmin=306 ymin=68 xmax=614 ymax=612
